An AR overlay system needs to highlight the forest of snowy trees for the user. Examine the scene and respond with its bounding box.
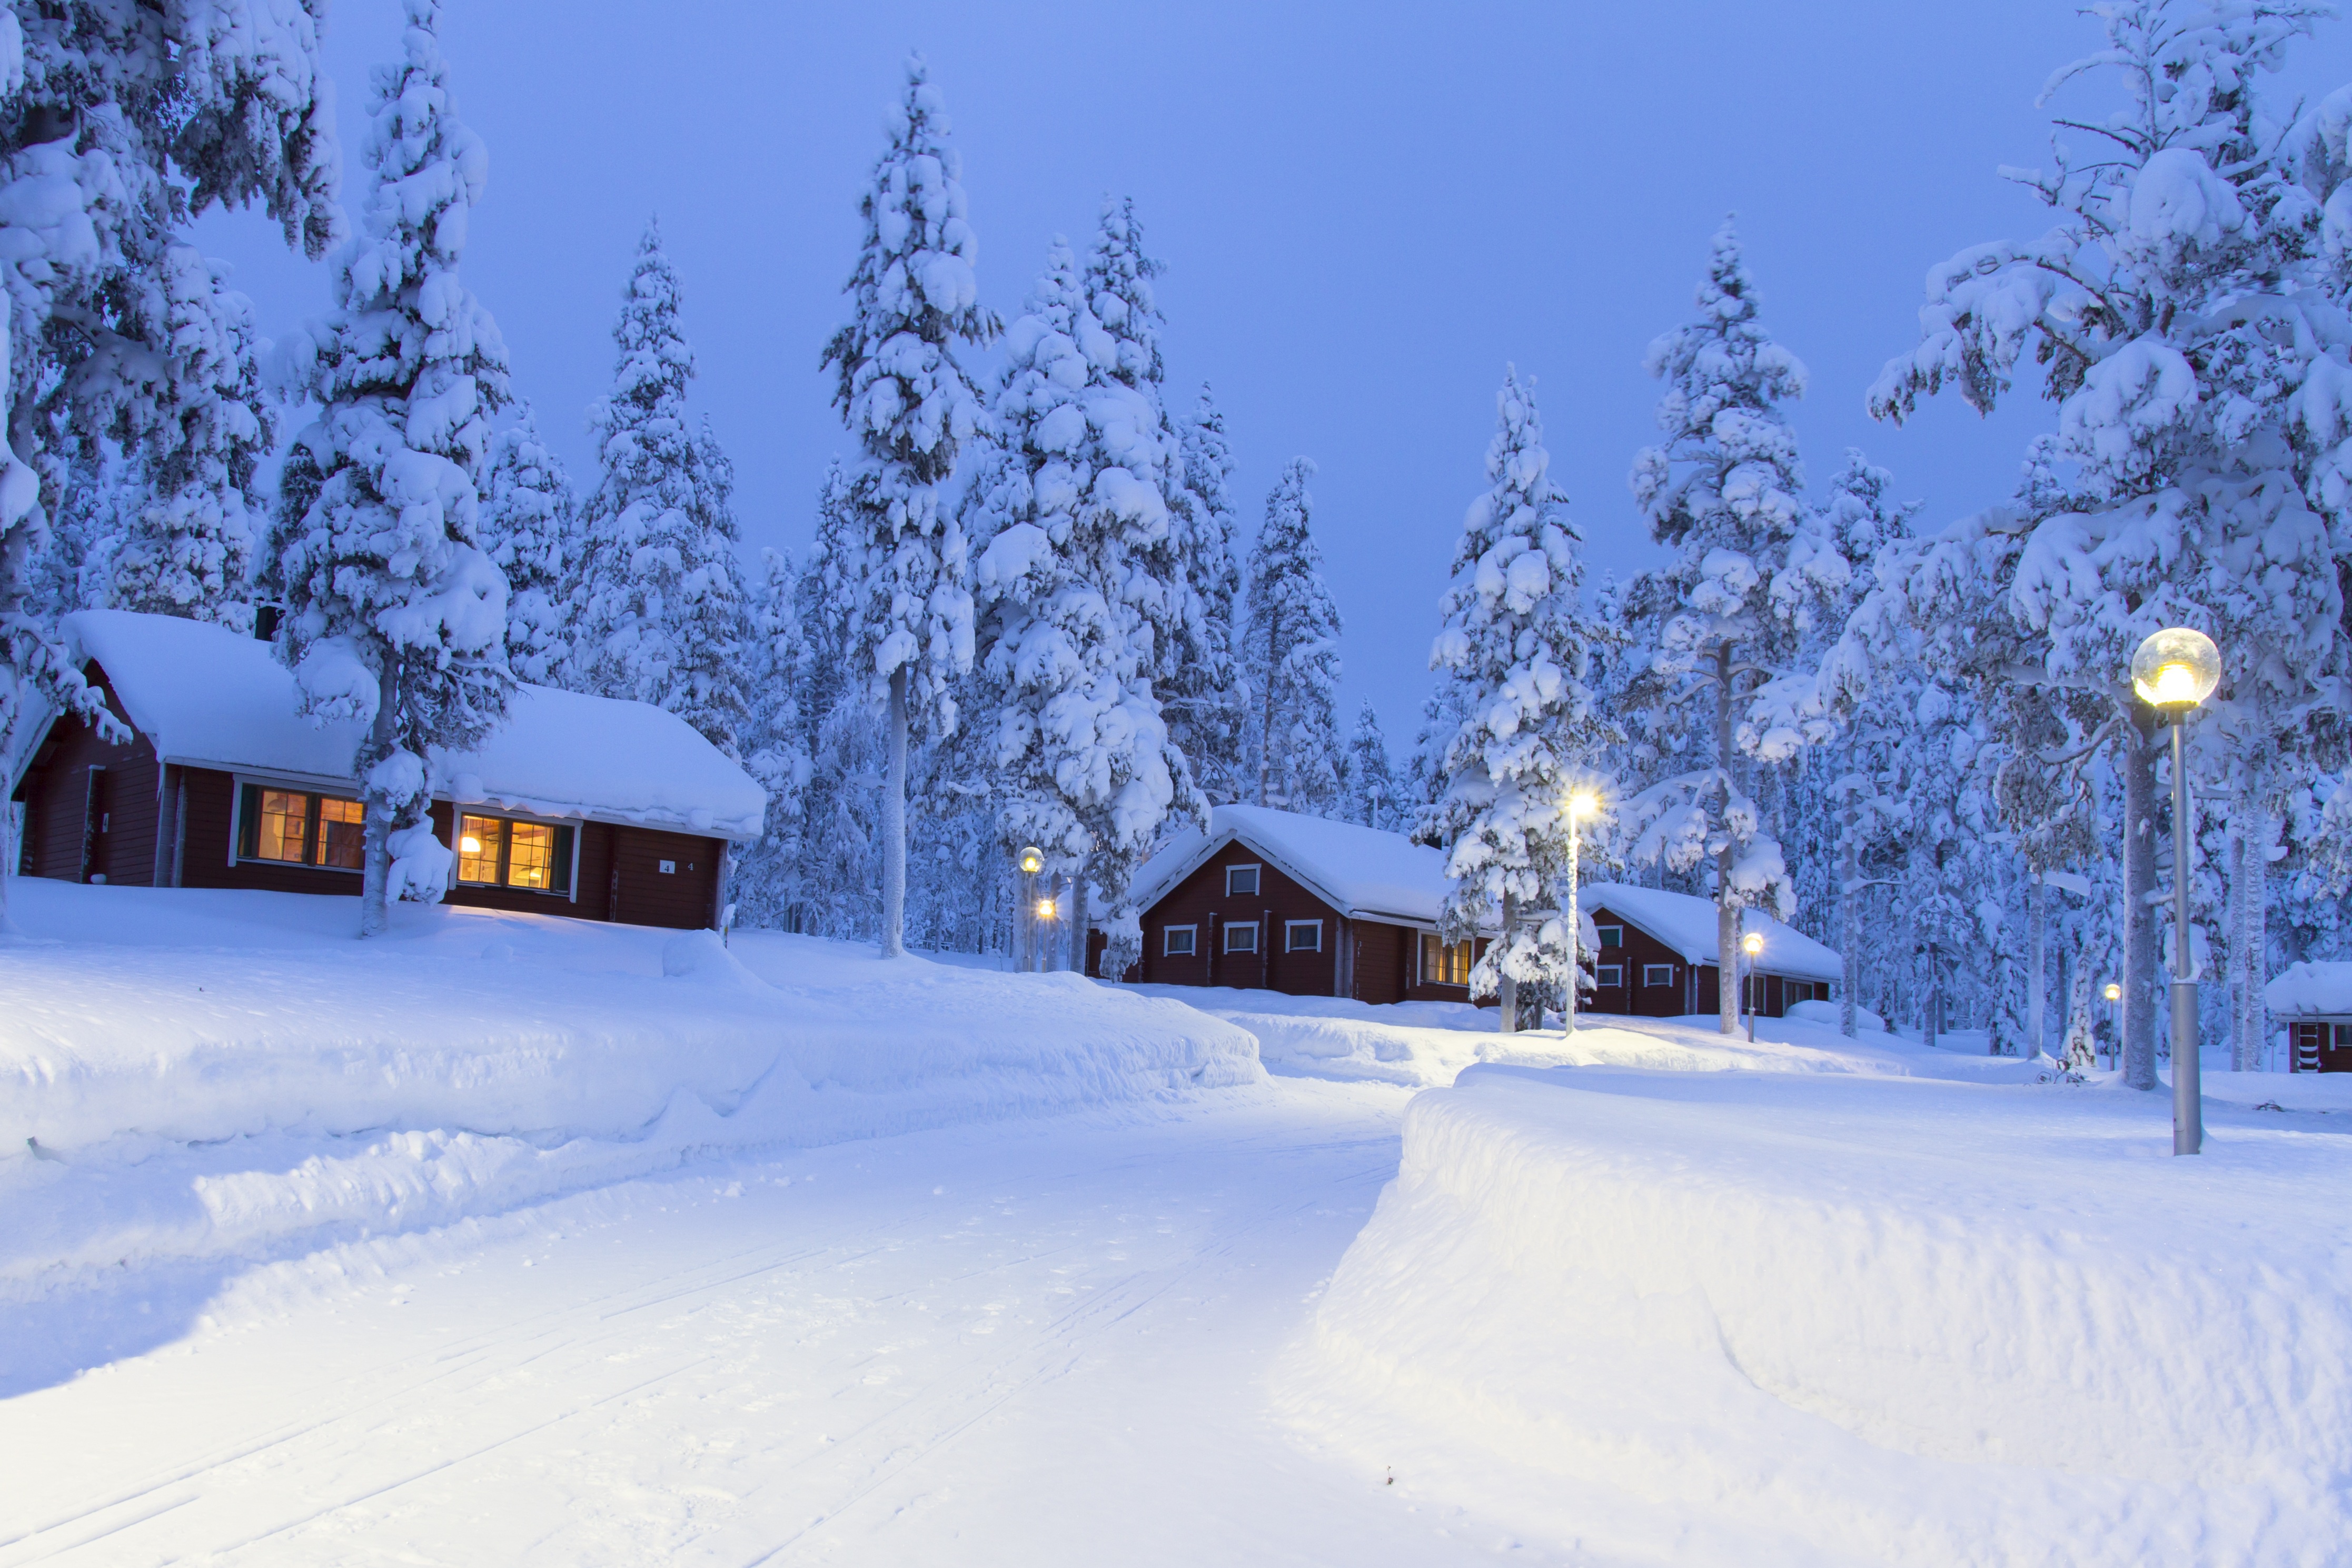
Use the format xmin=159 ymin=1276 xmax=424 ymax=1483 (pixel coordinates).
xmin=7 ymin=2 xmax=2352 ymax=1067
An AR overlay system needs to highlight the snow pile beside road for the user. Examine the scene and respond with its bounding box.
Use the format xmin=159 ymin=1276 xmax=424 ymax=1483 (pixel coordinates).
xmin=1139 ymin=981 xmax=2047 ymax=1088
xmin=0 ymin=881 xmax=1260 ymax=1309
xmin=1282 ymin=1067 xmax=2352 ymax=1565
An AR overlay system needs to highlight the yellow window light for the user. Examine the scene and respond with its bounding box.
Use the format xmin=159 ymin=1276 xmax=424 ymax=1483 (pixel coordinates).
xmin=460 ymin=836 xmax=482 ymax=854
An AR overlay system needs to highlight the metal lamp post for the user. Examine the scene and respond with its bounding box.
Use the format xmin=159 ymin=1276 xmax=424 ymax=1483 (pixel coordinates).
xmin=2102 ymin=981 xmax=2122 ymax=1071
xmin=1742 ymin=930 xmax=1763 ymax=1043
xmin=1016 ymin=845 xmax=1045 ymax=972
xmin=1563 ymin=790 xmax=1600 ymax=1037
xmin=2131 ymin=626 xmax=2222 ymax=1156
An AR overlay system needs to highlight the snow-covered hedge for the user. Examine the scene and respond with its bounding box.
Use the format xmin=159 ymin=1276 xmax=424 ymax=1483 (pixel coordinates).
xmin=1281 ymin=1066 xmax=2352 ymax=1565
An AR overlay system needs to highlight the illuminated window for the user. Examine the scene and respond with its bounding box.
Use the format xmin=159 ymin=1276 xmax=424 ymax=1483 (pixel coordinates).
xmin=1163 ymin=925 xmax=1197 ymax=957
xmin=315 ymin=797 xmax=364 ymax=870
xmin=1224 ymin=864 xmax=1259 ymax=897
xmin=1420 ymin=933 xmax=1474 ymax=986
xmin=456 ymin=813 xmax=574 ymax=894
xmin=239 ymin=785 xmax=366 ymax=871
xmin=1224 ymin=920 xmax=1258 ymax=954
xmin=1285 ymin=919 xmax=1322 ymax=952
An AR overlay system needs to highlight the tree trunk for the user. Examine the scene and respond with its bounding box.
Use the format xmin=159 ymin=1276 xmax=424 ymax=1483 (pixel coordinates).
xmin=2029 ymin=870 xmax=2047 ymax=1058
xmin=359 ymin=662 xmax=399 ymax=939
xmin=1839 ymin=828 xmax=1859 ymax=1038
xmin=1071 ymin=859 xmax=1090 ymax=977
xmin=880 ymin=666 xmax=908 ymax=959
xmin=0 ymin=800 xmax=16 ymax=936
xmin=1497 ymin=890 xmax=1519 ymax=1034
xmin=2232 ymin=770 xmax=2269 ymax=1073
xmin=1257 ymin=623 xmax=1277 ymax=807
xmin=1927 ymin=940 xmax=1940 ymax=1051
xmin=1715 ymin=642 xmax=1739 ymax=1037
xmin=2121 ymin=711 xmax=2159 ymax=1090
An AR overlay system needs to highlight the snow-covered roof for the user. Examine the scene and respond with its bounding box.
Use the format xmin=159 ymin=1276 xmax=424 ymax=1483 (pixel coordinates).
xmin=2264 ymin=961 xmax=2352 ymax=1017
xmin=39 ymin=610 xmax=765 ymax=839
xmin=1132 ymin=803 xmax=1463 ymax=928
xmin=1582 ymin=881 xmax=1842 ymax=984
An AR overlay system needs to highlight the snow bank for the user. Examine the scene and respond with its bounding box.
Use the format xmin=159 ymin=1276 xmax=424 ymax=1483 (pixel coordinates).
xmin=0 ymin=880 xmax=1260 ymax=1304
xmin=1140 ymin=982 xmax=2045 ymax=1088
xmin=1282 ymin=1067 xmax=2352 ymax=1564
xmin=2265 ymin=959 xmax=2352 ymax=1016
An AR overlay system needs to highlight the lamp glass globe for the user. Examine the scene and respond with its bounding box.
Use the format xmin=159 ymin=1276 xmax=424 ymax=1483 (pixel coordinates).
xmin=2130 ymin=627 xmax=2221 ymax=710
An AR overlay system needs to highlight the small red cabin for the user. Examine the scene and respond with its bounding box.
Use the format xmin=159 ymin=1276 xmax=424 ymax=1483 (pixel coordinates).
xmin=7 ymin=610 xmax=765 ymax=930
xmin=1578 ymin=882 xmax=1841 ymax=1021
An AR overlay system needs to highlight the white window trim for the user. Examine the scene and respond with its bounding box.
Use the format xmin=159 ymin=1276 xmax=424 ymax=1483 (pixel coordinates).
xmin=1224 ymin=919 xmax=1259 ymax=954
xmin=1163 ymin=923 xmax=1198 ymax=957
xmin=1285 ymin=918 xmax=1323 ymax=952
xmin=1642 ymin=963 xmax=1676 ymax=988
xmin=1223 ymin=862 xmax=1263 ymax=897
xmin=1597 ymin=964 xmax=1624 ymax=988
xmin=453 ymin=807 xmax=583 ymax=898
xmin=1598 ymin=924 xmax=1624 ymax=948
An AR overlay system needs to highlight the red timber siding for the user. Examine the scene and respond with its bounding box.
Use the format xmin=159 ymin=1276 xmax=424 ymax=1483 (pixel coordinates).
xmin=1348 ymin=919 xmax=1416 ymax=1006
xmin=26 ymin=753 xmax=727 ymax=931
xmin=13 ymin=663 xmax=163 ymax=886
xmin=1129 ymin=850 xmax=1343 ymax=998
xmin=1579 ymin=902 xmax=1823 ymax=1020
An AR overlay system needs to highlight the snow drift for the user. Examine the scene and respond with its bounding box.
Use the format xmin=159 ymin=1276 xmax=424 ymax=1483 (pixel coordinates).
xmin=0 ymin=881 xmax=1261 ymax=1315
xmin=1282 ymin=1065 xmax=2352 ymax=1566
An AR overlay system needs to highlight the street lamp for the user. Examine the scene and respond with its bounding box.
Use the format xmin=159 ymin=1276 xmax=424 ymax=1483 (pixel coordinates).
xmin=2132 ymin=626 xmax=2221 ymax=1156
xmin=2102 ymin=981 xmax=2122 ymax=1071
xmin=1563 ymin=789 xmax=1600 ymax=1037
xmin=1016 ymin=845 xmax=1046 ymax=972
xmin=1742 ymin=930 xmax=1763 ymax=1043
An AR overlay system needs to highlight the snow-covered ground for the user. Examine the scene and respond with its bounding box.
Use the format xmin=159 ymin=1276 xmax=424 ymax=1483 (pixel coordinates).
xmin=1283 ymin=1063 xmax=2352 ymax=1566
xmin=9 ymin=882 xmax=2351 ymax=1564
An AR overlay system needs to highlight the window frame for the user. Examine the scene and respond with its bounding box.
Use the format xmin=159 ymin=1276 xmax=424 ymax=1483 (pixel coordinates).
xmin=1419 ymin=931 xmax=1475 ymax=987
xmin=1641 ymin=963 xmax=1676 ymax=989
xmin=1596 ymin=963 xmax=1625 ymax=989
xmin=1163 ymin=923 xmax=1197 ymax=957
xmin=1223 ymin=919 xmax=1259 ymax=954
xmin=1597 ymin=924 xmax=1624 ymax=949
xmin=233 ymin=779 xmax=368 ymax=875
xmin=1285 ymin=918 xmax=1323 ymax=953
xmin=1223 ymin=862 xmax=1262 ymax=898
xmin=454 ymin=810 xmax=579 ymax=897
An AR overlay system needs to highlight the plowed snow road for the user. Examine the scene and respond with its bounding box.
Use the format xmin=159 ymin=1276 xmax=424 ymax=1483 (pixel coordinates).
xmin=0 ymin=1082 xmax=1549 ymax=1565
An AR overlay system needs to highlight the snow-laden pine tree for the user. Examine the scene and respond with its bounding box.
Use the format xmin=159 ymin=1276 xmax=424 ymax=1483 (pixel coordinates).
xmin=1342 ymin=700 xmax=1398 ymax=830
xmin=729 ymin=547 xmax=810 ymax=930
xmin=969 ymin=217 xmax=1204 ymax=979
xmin=571 ymin=221 xmax=749 ymax=756
xmin=478 ymin=406 xmax=578 ymax=686
xmin=821 ymin=56 xmax=998 ymax=959
xmin=2 ymin=3 xmax=339 ymax=640
xmin=1168 ymin=386 xmax=1248 ymax=804
xmin=1829 ymin=0 xmax=2352 ymax=1086
xmin=1619 ymin=221 xmax=1848 ymax=1036
xmin=266 ymin=0 xmax=511 ymax=939
xmin=1244 ymin=459 xmax=1344 ymax=815
xmin=1424 ymin=368 xmax=1616 ymax=1030
xmin=790 ymin=460 xmax=882 ymax=938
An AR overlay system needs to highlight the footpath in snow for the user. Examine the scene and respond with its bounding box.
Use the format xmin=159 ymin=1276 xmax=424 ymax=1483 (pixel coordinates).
xmin=0 ymin=880 xmax=1259 ymax=1393
xmin=1282 ymin=1059 xmax=2352 ymax=1567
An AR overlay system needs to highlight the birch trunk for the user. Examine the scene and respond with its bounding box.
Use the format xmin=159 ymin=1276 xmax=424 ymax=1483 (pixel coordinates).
xmin=358 ymin=661 xmax=399 ymax=939
xmin=1715 ymin=642 xmax=1740 ymax=1037
xmin=2029 ymin=871 xmax=2047 ymax=1058
xmin=880 ymin=666 xmax=908 ymax=959
xmin=2121 ymin=712 xmax=2160 ymax=1090
xmin=1839 ymin=828 xmax=1859 ymax=1038
xmin=1497 ymin=889 xmax=1519 ymax=1035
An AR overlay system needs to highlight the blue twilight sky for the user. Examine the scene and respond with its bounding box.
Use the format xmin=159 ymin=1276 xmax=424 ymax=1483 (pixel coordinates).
xmin=195 ymin=2 xmax=2350 ymax=743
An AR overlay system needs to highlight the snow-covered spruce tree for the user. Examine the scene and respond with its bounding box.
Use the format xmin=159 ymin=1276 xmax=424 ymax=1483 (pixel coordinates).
xmin=571 ymin=221 xmax=749 ymax=755
xmin=266 ymin=0 xmax=511 ymax=940
xmin=1841 ymin=0 xmax=2352 ymax=1086
xmin=2 ymin=2 xmax=339 ymax=643
xmin=1342 ymin=700 xmax=1398 ymax=830
xmin=1619 ymin=221 xmax=1848 ymax=1036
xmin=729 ymin=546 xmax=810 ymax=930
xmin=1244 ymin=458 xmax=1344 ymax=815
xmin=821 ymin=55 xmax=998 ymax=959
xmin=970 ymin=219 xmax=1204 ymax=980
xmin=1169 ymin=384 xmax=1248 ymax=805
xmin=1424 ymin=368 xmax=1616 ymax=1031
xmin=478 ymin=405 xmax=578 ymax=686
xmin=788 ymin=462 xmax=883 ymax=939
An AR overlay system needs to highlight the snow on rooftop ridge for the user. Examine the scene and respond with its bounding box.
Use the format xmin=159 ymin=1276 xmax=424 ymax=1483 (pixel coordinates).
xmin=56 ymin=610 xmax=766 ymax=839
xmin=1134 ymin=802 xmax=1458 ymax=926
xmin=2264 ymin=960 xmax=2352 ymax=1017
xmin=1582 ymin=881 xmax=1841 ymax=982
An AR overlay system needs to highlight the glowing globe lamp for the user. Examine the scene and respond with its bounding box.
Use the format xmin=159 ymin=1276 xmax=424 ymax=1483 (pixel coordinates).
xmin=2131 ymin=627 xmax=2221 ymax=711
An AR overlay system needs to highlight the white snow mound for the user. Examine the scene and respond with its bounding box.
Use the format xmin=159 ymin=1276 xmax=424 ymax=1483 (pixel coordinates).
xmin=1281 ymin=1065 xmax=2352 ymax=1566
